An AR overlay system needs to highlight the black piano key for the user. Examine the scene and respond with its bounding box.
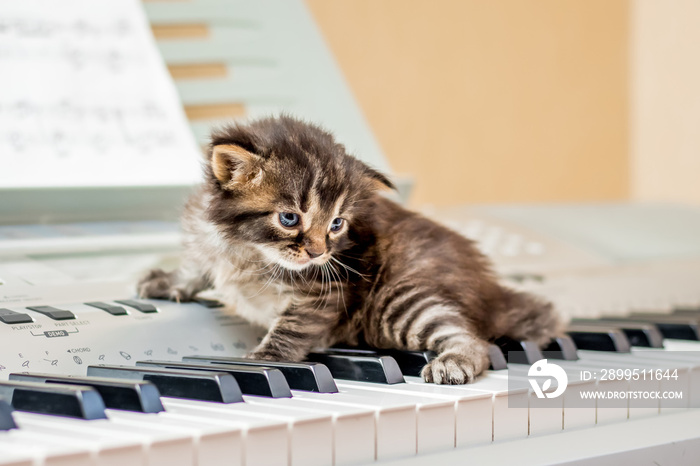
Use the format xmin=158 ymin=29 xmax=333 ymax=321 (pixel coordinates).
xmin=604 ymin=314 xmax=700 ymax=341
xmin=136 ymin=360 xmax=292 ymax=398
xmin=182 ymin=355 xmax=338 ymax=393
xmin=566 ymin=324 xmax=631 ymax=352
xmin=322 ymin=347 xmax=380 ymax=356
xmin=114 ymin=300 xmax=158 ymax=313
xmin=673 ymin=306 xmax=700 ymax=315
xmin=9 ymin=373 xmax=164 ymax=413
xmin=487 ymin=344 xmax=508 ymax=370
xmin=0 ymin=308 xmax=33 ymax=325
xmin=87 ymin=365 xmax=243 ymax=403
xmin=542 ymin=335 xmax=580 ymax=360
xmin=25 ymin=305 xmax=75 ymax=320
xmin=327 ymin=346 xmax=436 ymax=377
xmin=328 ymin=346 xmax=438 ymax=377
xmin=306 ymin=351 xmax=405 ymax=384
xmin=84 ymin=301 xmax=128 ymax=316
xmin=193 ymin=297 xmax=224 ymax=308
xmin=0 ymin=380 xmax=106 ymax=420
xmin=0 ymin=399 xmax=17 ymax=430
xmin=373 ymin=349 xmax=436 ymax=377
xmin=572 ymin=318 xmax=664 ymax=348
xmin=494 ymin=336 xmax=544 ymax=364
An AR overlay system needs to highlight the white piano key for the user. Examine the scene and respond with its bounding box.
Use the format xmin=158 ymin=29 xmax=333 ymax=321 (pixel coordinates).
xmin=0 ymin=429 xmax=94 ymax=466
xmin=495 ymin=365 xmax=598 ymax=431
xmin=479 ymin=370 xmax=563 ymax=436
xmin=373 ymin=409 xmax=700 ymax=466
xmin=13 ymin=411 xmax=193 ymax=466
xmin=288 ymin=389 xmax=418 ymax=460
xmin=157 ymin=410 xmax=287 ymax=466
xmin=335 ymin=380 xmax=493 ymax=448
xmin=405 ymin=375 xmax=529 ymax=442
xmin=545 ymin=359 xmax=631 ymax=424
xmin=5 ymin=417 xmax=143 ymax=466
xmin=162 ymin=397 xmax=333 ymax=466
xmin=632 ymin=346 xmax=700 ymax=406
xmin=577 ymin=350 xmax=690 ymax=415
xmin=105 ymin=410 xmax=243 ymax=466
xmin=240 ymin=395 xmax=375 ymax=466
xmin=661 ymin=339 xmax=700 ymax=351
xmin=0 ymin=449 xmax=33 ymax=466
xmin=332 ymin=382 xmax=454 ymax=454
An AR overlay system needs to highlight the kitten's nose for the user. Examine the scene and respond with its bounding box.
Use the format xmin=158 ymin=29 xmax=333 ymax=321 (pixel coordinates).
xmin=306 ymin=248 xmax=324 ymax=259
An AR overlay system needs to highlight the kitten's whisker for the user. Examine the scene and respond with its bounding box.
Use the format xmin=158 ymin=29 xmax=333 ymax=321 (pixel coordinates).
xmin=321 ymin=263 xmax=332 ymax=307
xmin=313 ymin=264 xmax=330 ymax=313
xmin=330 ymin=256 xmax=350 ymax=281
xmin=330 ymin=256 xmax=370 ymax=282
xmin=248 ymin=263 xmax=281 ymax=298
xmin=313 ymin=263 xmax=326 ymax=306
xmin=328 ymin=261 xmax=348 ymax=317
xmin=247 ymin=260 xmax=276 ymax=274
xmin=305 ymin=264 xmax=321 ymax=301
xmin=336 ymin=251 xmax=370 ymax=264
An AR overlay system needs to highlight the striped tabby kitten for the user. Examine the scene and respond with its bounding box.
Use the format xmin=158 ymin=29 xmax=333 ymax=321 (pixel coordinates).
xmin=138 ymin=116 xmax=561 ymax=384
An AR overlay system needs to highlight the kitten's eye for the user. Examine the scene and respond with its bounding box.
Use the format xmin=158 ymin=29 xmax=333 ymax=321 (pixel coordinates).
xmin=278 ymin=212 xmax=300 ymax=228
xmin=330 ymin=217 xmax=344 ymax=232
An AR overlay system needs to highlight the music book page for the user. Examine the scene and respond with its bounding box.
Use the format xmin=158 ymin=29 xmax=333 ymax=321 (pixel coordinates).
xmin=0 ymin=0 xmax=202 ymax=188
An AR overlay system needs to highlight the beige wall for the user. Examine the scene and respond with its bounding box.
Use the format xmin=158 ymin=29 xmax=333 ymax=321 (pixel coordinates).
xmin=631 ymin=0 xmax=700 ymax=204
xmin=306 ymin=0 xmax=630 ymax=206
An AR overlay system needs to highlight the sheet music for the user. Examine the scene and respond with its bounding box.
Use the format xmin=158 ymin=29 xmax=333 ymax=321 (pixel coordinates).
xmin=0 ymin=0 xmax=202 ymax=188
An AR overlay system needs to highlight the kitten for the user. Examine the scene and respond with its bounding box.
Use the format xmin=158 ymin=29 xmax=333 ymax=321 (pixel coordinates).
xmin=138 ymin=115 xmax=561 ymax=384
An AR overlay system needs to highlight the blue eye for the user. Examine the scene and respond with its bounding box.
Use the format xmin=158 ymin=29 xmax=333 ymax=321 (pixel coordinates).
xmin=279 ymin=212 xmax=300 ymax=227
xmin=330 ymin=217 xmax=344 ymax=232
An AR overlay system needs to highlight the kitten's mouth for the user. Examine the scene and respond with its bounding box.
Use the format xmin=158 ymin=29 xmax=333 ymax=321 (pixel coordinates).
xmin=254 ymin=245 xmax=328 ymax=272
xmin=279 ymin=254 xmax=327 ymax=271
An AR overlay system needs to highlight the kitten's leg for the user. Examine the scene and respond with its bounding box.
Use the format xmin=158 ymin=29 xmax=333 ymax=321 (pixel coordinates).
xmin=416 ymin=317 xmax=491 ymax=385
xmin=493 ymin=288 xmax=563 ymax=346
xmin=137 ymin=265 xmax=209 ymax=302
xmin=246 ymin=304 xmax=338 ymax=361
xmin=381 ymin=299 xmax=490 ymax=384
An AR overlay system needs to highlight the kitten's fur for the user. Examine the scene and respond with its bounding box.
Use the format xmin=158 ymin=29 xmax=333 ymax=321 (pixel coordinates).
xmin=139 ymin=116 xmax=561 ymax=384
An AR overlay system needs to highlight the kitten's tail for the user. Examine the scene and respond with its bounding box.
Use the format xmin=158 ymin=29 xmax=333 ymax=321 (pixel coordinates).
xmin=491 ymin=287 xmax=563 ymax=346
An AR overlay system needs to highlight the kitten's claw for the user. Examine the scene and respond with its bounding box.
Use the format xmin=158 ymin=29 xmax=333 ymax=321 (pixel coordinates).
xmin=137 ymin=269 xmax=194 ymax=302
xmin=421 ymin=351 xmax=488 ymax=385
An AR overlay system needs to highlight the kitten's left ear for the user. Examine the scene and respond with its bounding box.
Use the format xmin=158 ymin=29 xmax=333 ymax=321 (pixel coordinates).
xmin=364 ymin=166 xmax=396 ymax=191
xmin=210 ymin=144 xmax=264 ymax=187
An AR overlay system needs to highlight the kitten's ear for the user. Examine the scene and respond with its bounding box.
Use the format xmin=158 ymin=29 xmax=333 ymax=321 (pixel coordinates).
xmin=364 ymin=166 xmax=396 ymax=192
xmin=210 ymin=144 xmax=263 ymax=187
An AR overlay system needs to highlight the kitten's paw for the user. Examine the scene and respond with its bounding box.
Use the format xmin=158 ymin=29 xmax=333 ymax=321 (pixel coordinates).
xmin=421 ymin=351 xmax=488 ymax=385
xmin=245 ymin=351 xmax=282 ymax=361
xmin=137 ymin=269 xmax=193 ymax=302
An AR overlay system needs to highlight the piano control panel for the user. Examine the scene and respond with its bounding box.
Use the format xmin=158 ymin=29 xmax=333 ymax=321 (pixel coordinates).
xmin=0 ymin=299 xmax=266 ymax=378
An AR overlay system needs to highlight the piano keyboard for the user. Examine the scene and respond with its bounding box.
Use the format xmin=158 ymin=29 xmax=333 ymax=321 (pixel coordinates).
xmin=2 ymin=299 xmax=700 ymax=465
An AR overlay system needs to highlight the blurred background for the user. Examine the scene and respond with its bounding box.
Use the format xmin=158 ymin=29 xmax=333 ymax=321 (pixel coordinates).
xmin=144 ymin=0 xmax=700 ymax=208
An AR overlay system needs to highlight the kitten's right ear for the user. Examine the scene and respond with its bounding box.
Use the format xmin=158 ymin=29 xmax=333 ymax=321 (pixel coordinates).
xmin=210 ymin=144 xmax=263 ymax=187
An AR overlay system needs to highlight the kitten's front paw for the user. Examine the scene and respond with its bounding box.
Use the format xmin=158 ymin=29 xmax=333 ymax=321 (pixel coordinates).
xmin=245 ymin=351 xmax=282 ymax=361
xmin=421 ymin=351 xmax=488 ymax=385
xmin=137 ymin=269 xmax=193 ymax=302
